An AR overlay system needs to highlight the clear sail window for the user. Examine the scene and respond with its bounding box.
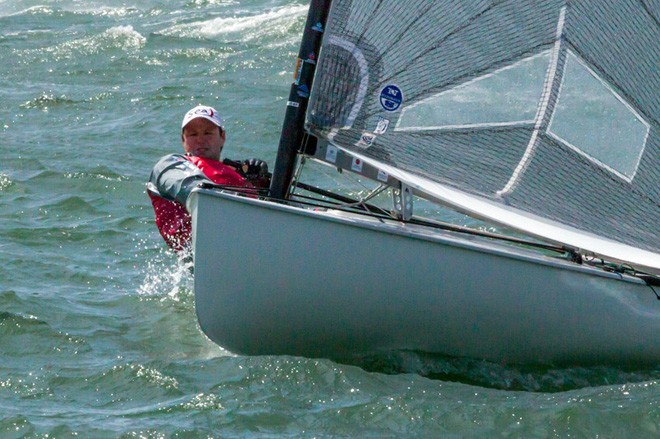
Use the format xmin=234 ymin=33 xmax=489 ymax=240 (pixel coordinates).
xmin=547 ymin=51 xmax=649 ymax=181
xmin=396 ymin=51 xmax=551 ymax=131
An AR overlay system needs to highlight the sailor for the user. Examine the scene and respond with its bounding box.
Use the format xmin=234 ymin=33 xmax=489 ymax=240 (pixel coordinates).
xmin=147 ymin=105 xmax=269 ymax=252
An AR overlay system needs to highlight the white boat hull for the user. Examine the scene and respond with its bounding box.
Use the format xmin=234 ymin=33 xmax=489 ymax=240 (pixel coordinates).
xmin=190 ymin=189 xmax=660 ymax=366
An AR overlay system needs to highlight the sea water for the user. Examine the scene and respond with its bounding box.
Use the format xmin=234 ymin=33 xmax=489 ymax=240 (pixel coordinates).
xmin=1 ymin=1 xmax=658 ymax=437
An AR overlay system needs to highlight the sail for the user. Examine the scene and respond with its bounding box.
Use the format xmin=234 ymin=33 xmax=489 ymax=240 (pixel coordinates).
xmin=305 ymin=0 xmax=660 ymax=271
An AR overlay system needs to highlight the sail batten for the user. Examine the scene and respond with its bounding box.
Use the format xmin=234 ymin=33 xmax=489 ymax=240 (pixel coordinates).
xmin=498 ymin=6 xmax=566 ymax=195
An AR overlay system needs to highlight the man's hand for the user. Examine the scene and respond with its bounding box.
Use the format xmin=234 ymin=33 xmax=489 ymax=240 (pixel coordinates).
xmin=241 ymin=158 xmax=268 ymax=179
xmin=223 ymin=157 xmax=270 ymax=188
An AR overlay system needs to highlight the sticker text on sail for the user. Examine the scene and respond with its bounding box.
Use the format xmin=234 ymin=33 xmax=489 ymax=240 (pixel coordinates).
xmin=380 ymin=85 xmax=403 ymax=112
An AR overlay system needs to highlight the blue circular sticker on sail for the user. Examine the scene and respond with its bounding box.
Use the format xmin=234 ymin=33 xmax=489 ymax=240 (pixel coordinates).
xmin=379 ymin=85 xmax=403 ymax=112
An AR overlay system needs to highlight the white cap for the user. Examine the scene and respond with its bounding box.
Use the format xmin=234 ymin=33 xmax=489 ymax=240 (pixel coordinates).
xmin=181 ymin=105 xmax=223 ymax=130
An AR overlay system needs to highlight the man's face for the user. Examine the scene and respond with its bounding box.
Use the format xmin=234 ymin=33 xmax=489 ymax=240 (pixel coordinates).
xmin=182 ymin=117 xmax=225 ymax=160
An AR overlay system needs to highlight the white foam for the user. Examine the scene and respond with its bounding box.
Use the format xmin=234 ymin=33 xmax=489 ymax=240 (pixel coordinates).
xmin=73 ymin=7 xmax=139 ymax=18
xmin=0 ymin=5 xmax=54 ymax=18
xmin=49 ymin=25 xmax=146 ymax=57
xmin=0 ymin=4 xmax=137 ymax=18
xmin=161 ymin=4 xmax=307 ymax=41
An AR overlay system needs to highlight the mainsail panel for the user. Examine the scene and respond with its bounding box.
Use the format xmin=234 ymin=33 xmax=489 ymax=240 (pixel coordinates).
xmin=306 ymin=0 xmax=660 ymax=269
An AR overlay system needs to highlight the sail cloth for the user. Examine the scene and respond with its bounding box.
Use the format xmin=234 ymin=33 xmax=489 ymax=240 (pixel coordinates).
xmin=305 ymin=0 xmax=660 ymax=271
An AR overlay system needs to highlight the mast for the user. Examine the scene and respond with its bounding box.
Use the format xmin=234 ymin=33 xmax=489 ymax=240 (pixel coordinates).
xmin=269 ymin=0 xmax=333 ymax=200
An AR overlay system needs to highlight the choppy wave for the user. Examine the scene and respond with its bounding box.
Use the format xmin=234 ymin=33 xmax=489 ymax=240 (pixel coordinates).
xmin=64 ymin=166 xmax=128 ymax=182
xmin=0 ymin=158 xmax=47 ymax=180
xmin=0 ymin=307 xmax=89 ymax=358
xmin=45 ymin=25 xmax=146 ymax=58
xmin=0 ymin=310 xmax=45 ymax=335
xmin=0 ymin=4 xmax=140 ymax=19
xmin=4 ymin=167 xmax=128 ymax=195
xmin=43 ymin=195 xmax=101 ymax=213
xmin=70 ymin=6 xmax=140 ymax=18
xmin=0 ymin=5 xmax=56 ymax=18
xmin=5 ymin=169 xmax=58 ymax=183
xmin=5 ymin=225 xmax=99 ymax=248
xmin=90 ymin=362 xmax=181 ymax=393
xmin=20 ymin=92 xmax=76 ymax=110
xmin=187 ymin=0 xmax=240 ymax=7
xmin=19 ymin=91 xmax=116 ymax=111
xmin=349 ymin=350 xmax=660 ymax=392
xmin=159 ymin=4 xmax=307 ymax=43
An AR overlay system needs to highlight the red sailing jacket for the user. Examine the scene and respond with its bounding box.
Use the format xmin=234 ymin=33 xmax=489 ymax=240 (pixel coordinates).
xmin=148 ymin=155 xmax=252 ymax=252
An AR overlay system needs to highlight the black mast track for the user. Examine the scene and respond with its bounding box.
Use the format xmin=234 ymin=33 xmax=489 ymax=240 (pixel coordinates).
xmin=269 ymin=0 xmax=333 ymax=200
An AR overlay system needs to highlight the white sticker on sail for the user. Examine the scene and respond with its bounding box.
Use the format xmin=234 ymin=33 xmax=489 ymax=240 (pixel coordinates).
xmin=325 ymin=144 xmax=338 ymax=163
xmin=374 ymin=117 xmax=390 ymax=134
xmin=377 ymin=169 xmax=389 ymax=182
xmin=351 ymin=157 xmax=363 ymax=172
xmin=356 ymin=132 xmax=375 ymax=148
